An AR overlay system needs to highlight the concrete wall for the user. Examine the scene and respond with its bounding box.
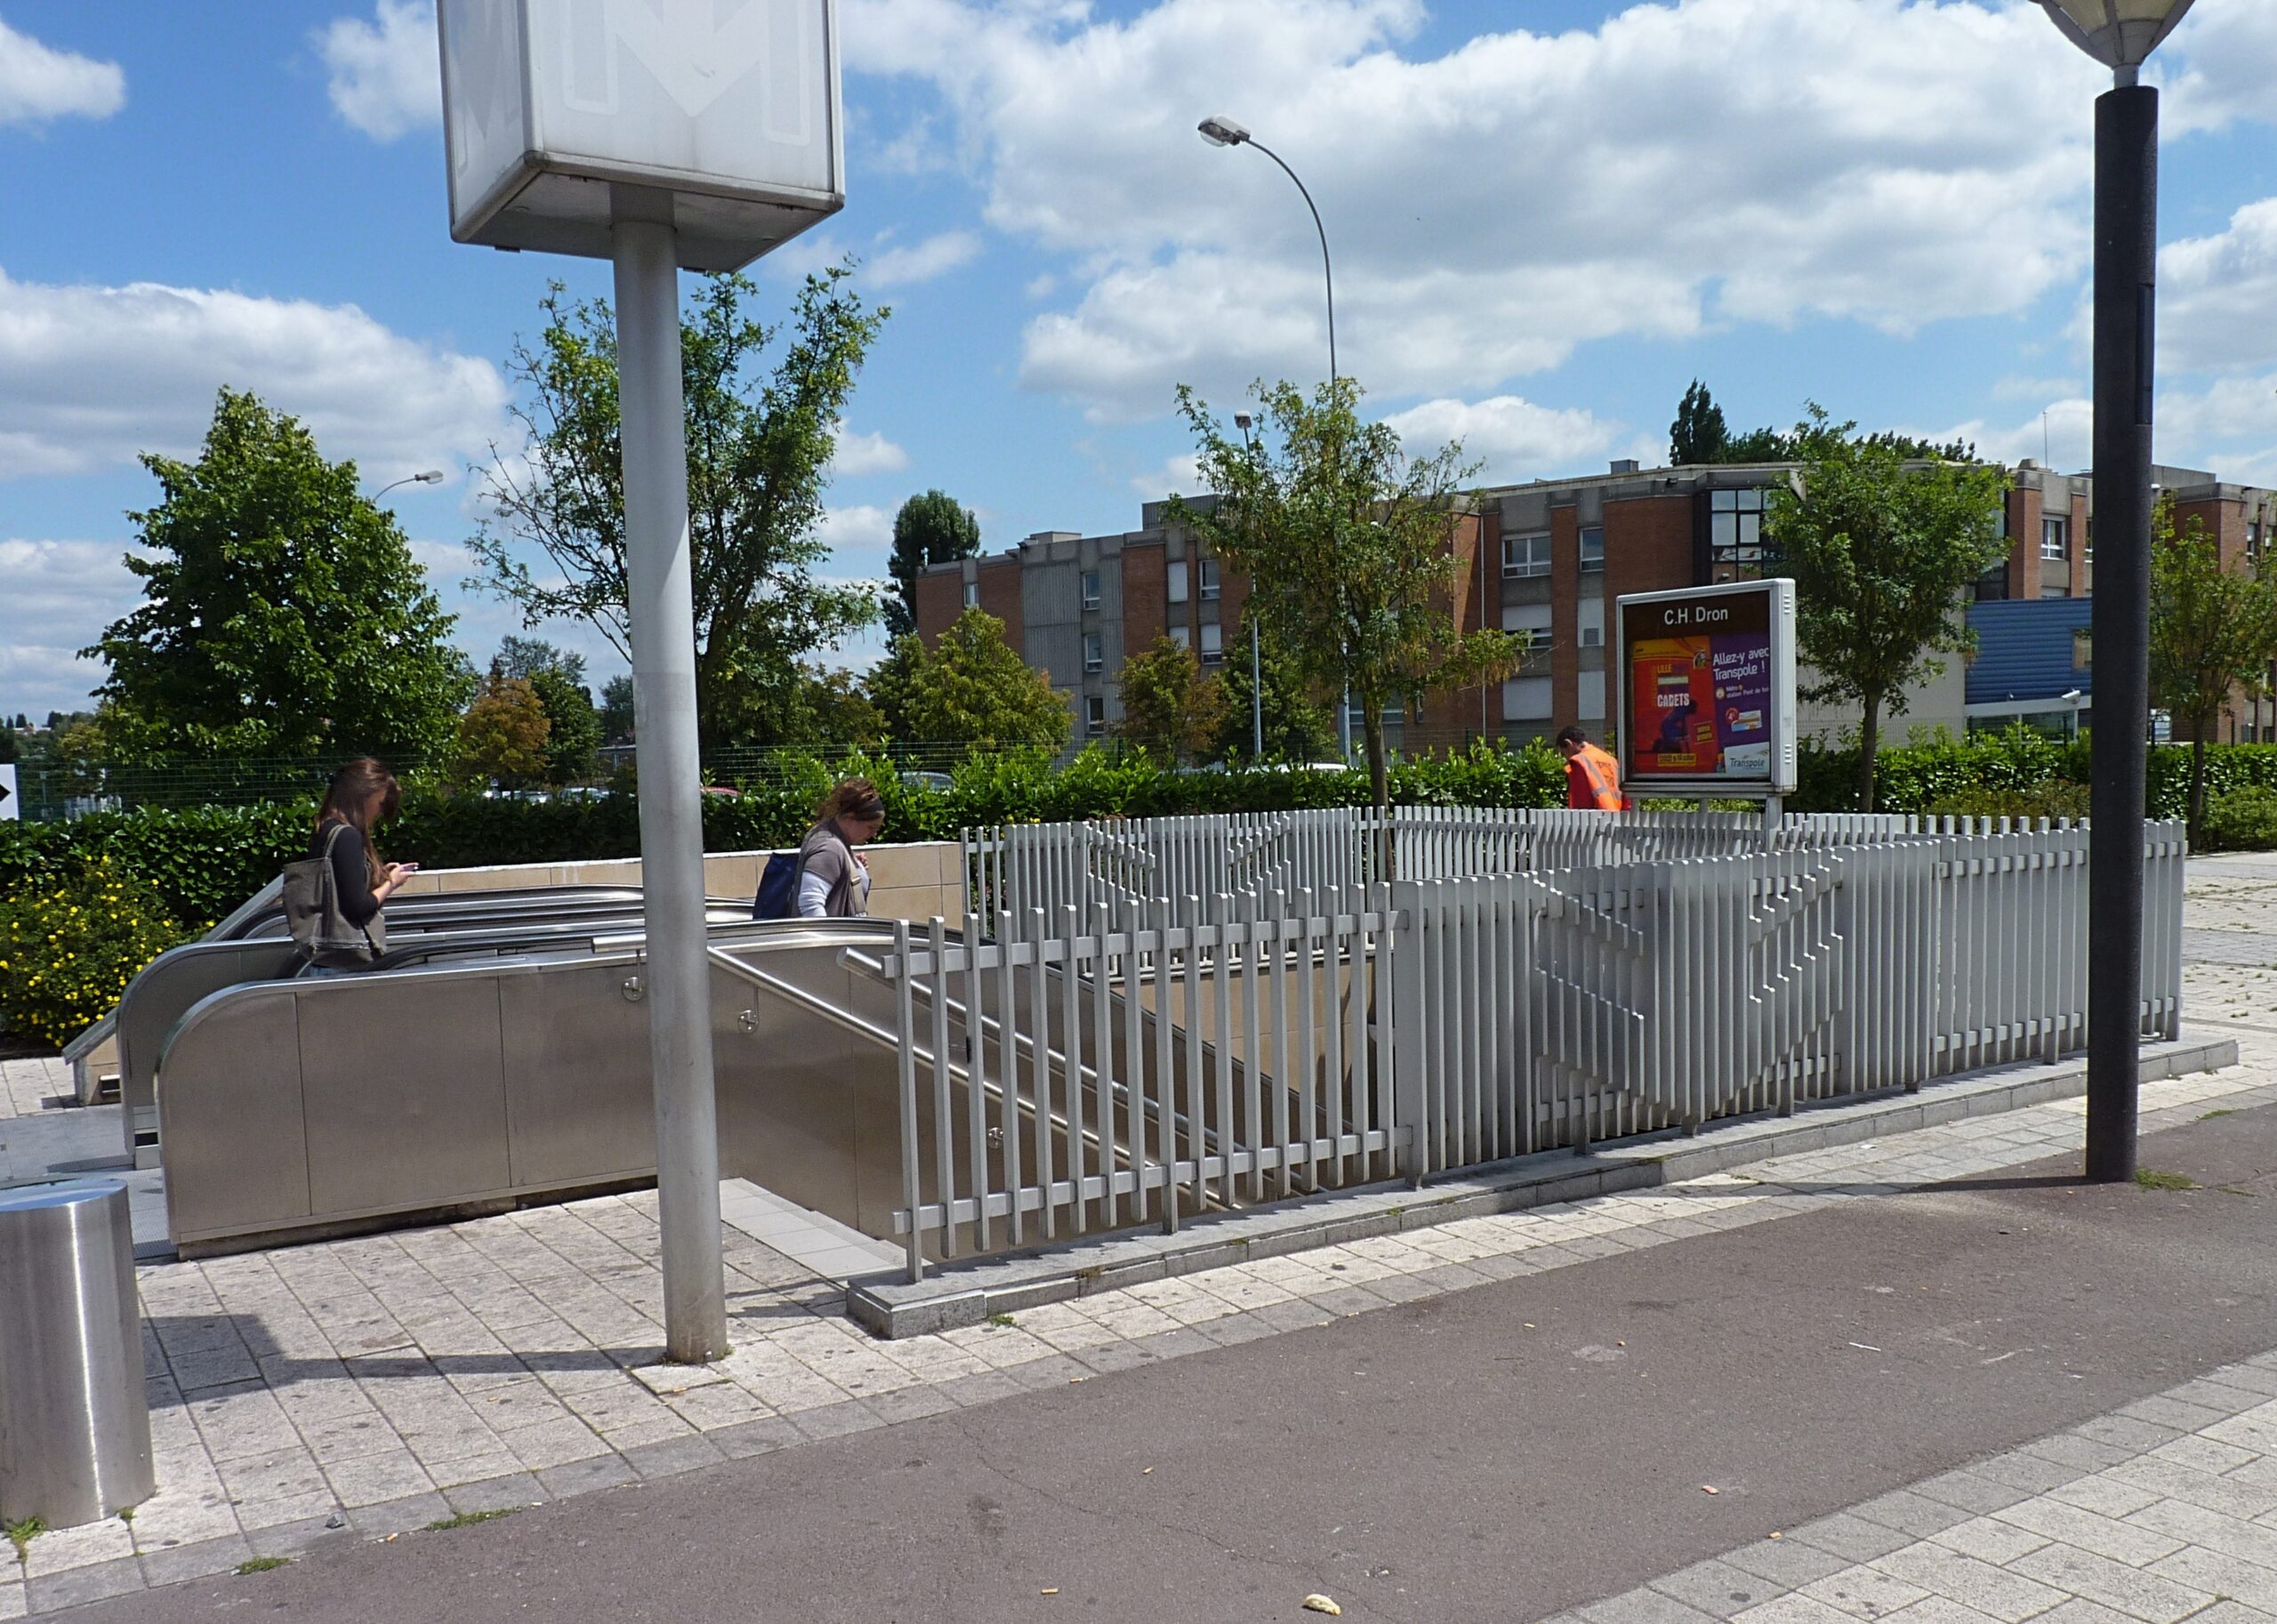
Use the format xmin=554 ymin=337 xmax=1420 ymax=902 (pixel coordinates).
xmin=386 ymin=840 xmax=968 ymax=927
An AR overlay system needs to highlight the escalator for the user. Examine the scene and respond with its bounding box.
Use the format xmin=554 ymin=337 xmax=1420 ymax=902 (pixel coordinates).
xmin=149 ymin=915 xmax=1331 ymax=1263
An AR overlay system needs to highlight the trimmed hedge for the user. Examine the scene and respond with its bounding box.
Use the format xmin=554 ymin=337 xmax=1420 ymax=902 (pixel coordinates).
xmin=10 ymin=734 xmax=2277 ymax=934
xmin=12 ymin=733 xmax=2277 ymax=1048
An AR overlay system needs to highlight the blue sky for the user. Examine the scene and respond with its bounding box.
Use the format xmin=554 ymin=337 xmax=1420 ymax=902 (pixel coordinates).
xmin=3 ymin=0 xmax=2274 ymax=720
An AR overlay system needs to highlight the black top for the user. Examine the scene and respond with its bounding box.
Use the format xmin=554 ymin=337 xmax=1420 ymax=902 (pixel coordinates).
xmin=312 ymin=820 xmax=382 ymax=926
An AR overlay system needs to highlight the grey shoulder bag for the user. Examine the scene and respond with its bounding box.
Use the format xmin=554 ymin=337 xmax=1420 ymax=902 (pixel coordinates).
xmin=282 ymin=824 xmax=383 ymax=965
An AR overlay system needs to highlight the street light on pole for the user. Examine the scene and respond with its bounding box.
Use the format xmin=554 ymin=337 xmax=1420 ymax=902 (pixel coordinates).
xmin=2031 ymin=0 xmax=2197 ymax=1185
xmin=1235 ymin=411 xmax=1264 ymax=760
xmin=1198 ymin=114 xmax=1353 ymax=758
xmin=373 ymin=470 xmax=446 ymax=499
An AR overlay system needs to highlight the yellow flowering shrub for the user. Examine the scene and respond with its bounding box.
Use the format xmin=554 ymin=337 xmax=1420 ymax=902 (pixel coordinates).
xmin=0 ymin=857 xmax=186 ymax=1052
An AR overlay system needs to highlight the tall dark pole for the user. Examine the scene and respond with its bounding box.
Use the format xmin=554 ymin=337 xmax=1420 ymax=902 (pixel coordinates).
xmin=2085 ymin=83 xmax=2158 ymax=1185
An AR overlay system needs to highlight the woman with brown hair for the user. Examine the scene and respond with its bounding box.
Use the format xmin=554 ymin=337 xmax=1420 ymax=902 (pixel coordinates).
xmin=796 ymin=778 xmax=885 ymax=919
xmin=304 ymin=758 xmax=416 ymax=973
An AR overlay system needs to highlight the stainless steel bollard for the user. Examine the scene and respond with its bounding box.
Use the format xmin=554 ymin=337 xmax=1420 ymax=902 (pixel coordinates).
xmin=0 ymin=1180 xmax=155 ymax=1529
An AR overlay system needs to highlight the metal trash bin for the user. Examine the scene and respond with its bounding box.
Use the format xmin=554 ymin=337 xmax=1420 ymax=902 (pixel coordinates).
xmin=0 ymin=1179 xmax=155 ymax=1529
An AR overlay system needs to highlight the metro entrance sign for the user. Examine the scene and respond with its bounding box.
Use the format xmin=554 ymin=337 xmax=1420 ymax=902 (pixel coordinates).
xmin=438 ymin=0 xmax=845 ymax=1363
xmin=438 ymin=0 xmax=844 ymax=271
xmin=1615 ymin=579 xmax=1798 ymax=799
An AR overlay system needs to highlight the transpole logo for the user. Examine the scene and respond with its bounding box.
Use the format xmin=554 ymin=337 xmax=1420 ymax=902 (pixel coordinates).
xmin=560 ymin=0 xmax=806 ymax=125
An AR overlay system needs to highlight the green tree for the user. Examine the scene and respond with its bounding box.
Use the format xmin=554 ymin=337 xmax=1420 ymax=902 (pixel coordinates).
xmin=527 ymin=667 xmax=602 ymax=784
xmin=1114 ymin=636 xmax=1228 ymax=765
xmin=886 ymin=490 xmax=982 ymax=639
xmin=1764 ymin=406 xmax=2007 ymax=811
xmin=786 ymin=665 xmax=886 ymax=746
xmin=489 ymin=638 xmax=599 ymax=783
xmin=2149 ymin=498 xmax=2277 ymax=841
xmin=455 ymin=674 xmax=551 ymax=788
xmin=467 ymin=267 xmax=887 ymax=751
xmin=84 ymin=390 xmax=471 ymax=761
xmin=869 ymin=607 xmax=1070 ymax=751
xmin=1212 ymin=609 xmax=1338 ymax=765
xmin=599 ymin=674 xmax=636 ymax=743
xmin=1171 ymin=377 xmax=1519 ymax=858
xmin=1670 ymin=380 xmax=1730 ymax=465
xmin=494 ymin=636 xmax=588 ymax=689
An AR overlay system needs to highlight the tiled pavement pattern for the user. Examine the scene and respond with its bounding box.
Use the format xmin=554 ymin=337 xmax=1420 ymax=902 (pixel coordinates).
xmin=5 ymin=854 xmax=2277 ymax=1616
xmin=3 ymin=1059 xmax=2273 ymax=1618
xmin=0 ymin=1052 xmax=68 ymax=1120
xmin=1547 ymin=1347 xmax=2277 ymax=1624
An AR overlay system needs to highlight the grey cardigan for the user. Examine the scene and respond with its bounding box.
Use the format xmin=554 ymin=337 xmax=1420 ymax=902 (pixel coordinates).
xmin=797 ymin=820 xmax=870 ymax=917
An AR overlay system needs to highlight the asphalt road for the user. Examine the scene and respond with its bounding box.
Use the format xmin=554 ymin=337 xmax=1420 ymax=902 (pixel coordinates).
xmin=65 ymin=1105 xmax=2277 ymax=1624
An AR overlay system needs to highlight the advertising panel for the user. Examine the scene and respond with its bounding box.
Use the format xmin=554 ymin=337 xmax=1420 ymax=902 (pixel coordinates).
xmin=1615 ymin=579 xmax=1797 ymax=795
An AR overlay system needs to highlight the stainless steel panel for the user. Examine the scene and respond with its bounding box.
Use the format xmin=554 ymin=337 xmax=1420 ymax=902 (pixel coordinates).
xmin=298 ymin=975 xmax=511 ymax=1215
xmin=0 ymin=1181 xmax=154 ymax=1528
xmin=157 ymin=985 xmax=311 ymax=1242
xmin=501 ymin=964 xmax=656 ymax=1186
xmin=119 ymin=939 xmax=303 ymax=1158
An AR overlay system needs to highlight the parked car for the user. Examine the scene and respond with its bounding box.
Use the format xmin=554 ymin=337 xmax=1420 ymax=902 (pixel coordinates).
xmin=898 ymin=770 xmax=954 ymax=792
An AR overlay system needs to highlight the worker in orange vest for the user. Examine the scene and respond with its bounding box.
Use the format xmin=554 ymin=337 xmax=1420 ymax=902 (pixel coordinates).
xmin=1557 ymin=724 xmax=1625 ymax=811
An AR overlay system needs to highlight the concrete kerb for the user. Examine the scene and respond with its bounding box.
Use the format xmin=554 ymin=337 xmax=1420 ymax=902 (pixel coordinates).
xmin=844 ymin=1033 xmax=2241 ymax=1339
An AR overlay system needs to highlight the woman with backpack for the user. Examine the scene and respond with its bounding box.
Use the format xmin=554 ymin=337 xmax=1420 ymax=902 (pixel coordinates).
xmin=791 ymin=778 xmax=886 ymax=919
xmin=294 ymin=758 xmax=417 ymax=974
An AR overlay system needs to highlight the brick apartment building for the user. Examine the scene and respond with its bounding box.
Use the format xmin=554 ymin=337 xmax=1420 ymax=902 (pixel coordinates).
xmin=913 ymin=460 xmax=2277 ymax=752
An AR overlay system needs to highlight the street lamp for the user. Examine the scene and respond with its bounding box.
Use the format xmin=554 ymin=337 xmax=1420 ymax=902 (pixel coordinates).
xmin=2032 ymin=0 xmax=2197 ymax=1184
xmin=374 ymin=470 xmax=445 ymax=498
xmin=1199 ymin=115 xmax=1352 ymax=756
xmin=1235 ymin=411 xmax=1265 ymax=760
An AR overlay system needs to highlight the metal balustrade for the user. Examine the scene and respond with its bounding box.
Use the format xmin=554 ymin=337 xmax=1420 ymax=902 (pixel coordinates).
xmin=882 ymin=817 xmax=2188 ymax=1281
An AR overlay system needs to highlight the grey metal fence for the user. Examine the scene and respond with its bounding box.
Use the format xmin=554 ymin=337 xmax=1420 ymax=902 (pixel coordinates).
xmin=887 ymin=817 xmax=2189 ymax=1280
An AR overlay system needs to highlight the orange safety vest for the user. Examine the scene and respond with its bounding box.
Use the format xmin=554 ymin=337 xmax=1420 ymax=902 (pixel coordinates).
xmin=1566 ymin=743 xmax=1624 ymax=812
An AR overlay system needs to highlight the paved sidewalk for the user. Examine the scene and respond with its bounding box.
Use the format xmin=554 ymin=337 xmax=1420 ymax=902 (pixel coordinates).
xmin=4 ymin=853 xmax=2275 ymax=1617
xmin=4 ymin=1054 xmax=2271 ymax=1619
xmin=1563 ymin=1350 xmax=2277 ymax=1624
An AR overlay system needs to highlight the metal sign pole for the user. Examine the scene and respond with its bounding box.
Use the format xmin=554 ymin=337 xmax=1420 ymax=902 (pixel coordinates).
xmin=614 ymin=190 xmax=728 ymax=1363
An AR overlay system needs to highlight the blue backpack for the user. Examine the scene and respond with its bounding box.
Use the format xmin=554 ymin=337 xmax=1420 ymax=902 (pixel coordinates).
xmin=753 ymin=852 xmax=801 ymax=920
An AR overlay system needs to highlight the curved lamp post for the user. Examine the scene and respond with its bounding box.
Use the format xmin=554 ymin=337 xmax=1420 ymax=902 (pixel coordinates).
xmin=373 ymin=470 xmax=446 ymax=499
xmin=1198 ymin=115 xmax=1353 ymax=756
xmin=2032 ymin=0 xmax=2197 ymax=1183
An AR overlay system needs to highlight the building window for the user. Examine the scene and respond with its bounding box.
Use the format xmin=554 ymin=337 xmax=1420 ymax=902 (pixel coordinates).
xmin=1167 ymin=560 xmax=1189 ymax=603
xmin=1502 ymin=532 xmax=1551 ymax=578
xmin=2040 ymin=586 xmax=2068 ymax=599
xmin=2085 ymin=519 xmax=2094 ymax=562
xmin=1577 ymin=671 xmax=1606 ymax=719
xmin=1503 ymin=602 xmax=1552 ymax=672
xmin=1975 ymin=562 xmax=2009 ymax=602
xmin=962 ymin=580 xmax=978 ymax=608
xmin=1086 ymin=695 xmax=1106 ymax=737
xmin=1081 ymin=569 xmax=1101 ymax=610
xmin=1199 ymin=623 xmax=1223 ymax=664
xmin=1579 ymin=526 xmax=1605 ymax=573
xmin=2041 ymin=517 xmax=2068 ymax=560
xmin=1577 ymin=597 xmax=1605 ymax=648
xmin=2073 ymin=629 xmax=2093 ymax=671
xmin=1083 ymin=632 xmax=1103 ymax=673
xmin=1503 ymin=675 xmax=1554 ymax=720
xmin=1709 ymin=488 xmax=1770 ymax=583
xmin=1168 ymin=624 xmax=1190 ymax=650
xmin=1196 ymin=559 xmax=1219 ymax=600
xmin=2248 ymin=520 xmax=2263 ymax=559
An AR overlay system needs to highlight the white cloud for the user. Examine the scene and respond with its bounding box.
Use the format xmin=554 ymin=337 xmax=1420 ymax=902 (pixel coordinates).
xmin=866 ymin=231 xmax=983 ymax=288
xmin=318 ymin=0 xmax=439 ymax=141
xmin=2160 ymin=198 xmax=2277 ymax=377
xmin=0 ymin=539 xmax=143 ymax=717
xmin=1919 ymin=398 xmax=2094 ymax=473
xmin=1130 ymin=453 xmax=1201 ymax=499
xmin=2160 ymin=0 xmax=2277 ymax=137
xmin=0 ymin=16 xmax=124 ymax=127
xmin=1384 ymin=396 xmax=1636 ymax=486
xmin=817 ymin=502 xmax=896 ymax=577
xmin=829 ymin=424 xmax=911 ymax=476
xmin=0 ymin=268 xmax=511 ymax=483
xmin=846 ymin=0 xmax=2146 ymax=419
